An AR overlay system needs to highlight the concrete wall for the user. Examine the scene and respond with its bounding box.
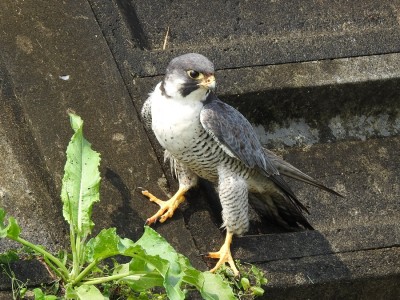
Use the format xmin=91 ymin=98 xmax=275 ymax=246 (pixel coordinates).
xmin=1 ymin=0 xmax=399 ymax=298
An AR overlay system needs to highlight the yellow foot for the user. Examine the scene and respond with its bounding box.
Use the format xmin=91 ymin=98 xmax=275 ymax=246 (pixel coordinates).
xmin=141 ymin=187 xmax=186 ymax=225
xmin=208 ymin=232 xmax=239 ymax=276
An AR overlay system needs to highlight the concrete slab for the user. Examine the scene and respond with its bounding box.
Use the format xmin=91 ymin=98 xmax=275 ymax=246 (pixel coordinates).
xmin=263 ymin=247 xmax=400 ymax=299
xmin=0 ymin=0 xmax=399 ymax=298
xmin=89 ymin=0 xmax=400 ymax=76
xmin=88 ymin=0 xmax=400 ymax=297
xmin=0 ymin=0 xmax=203 ymax=276
xmin=0 ymin=59 xmax=67 ymax=253
xmin=0 ymin=259 xmax=52 ymax=291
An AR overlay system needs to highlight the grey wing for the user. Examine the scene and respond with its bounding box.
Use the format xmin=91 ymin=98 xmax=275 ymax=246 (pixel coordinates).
xmin=141 ymin=97 xmax=152 ymax=130
xmin=263 ymin=148 xmax=343 ymax=197
xmin=200 ymin=95 xmax=303 ymax=205
xmin=200 ymin=96 xmax=278 ymax=176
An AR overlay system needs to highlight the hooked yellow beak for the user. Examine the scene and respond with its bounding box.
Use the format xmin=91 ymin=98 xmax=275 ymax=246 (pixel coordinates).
xmin=199 ymin=74 xmax=216 ymax=90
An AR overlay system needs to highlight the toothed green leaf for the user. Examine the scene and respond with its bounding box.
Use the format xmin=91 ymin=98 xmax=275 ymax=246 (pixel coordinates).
xmin=85 ymin=228 xmax=122 ymax=262
xmin=75 ymin=285 xmax=105 ymax=300
xmin=0 ymin=208 xmax=21 ymax=239
xmin=61 ymin=113 xmax=101 ymax=237
xmin=0 ymin=249 xmax=19 ymax=264
xmin=135 ymin=226 xmax=235 ymax=300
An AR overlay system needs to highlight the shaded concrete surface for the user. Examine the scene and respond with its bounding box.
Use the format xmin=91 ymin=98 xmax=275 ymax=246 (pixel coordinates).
xmin=263 ymin=247 xmax=400 ymax=299
xmin=0 ymin=0 xmax=204 ymax=294
xmin=1 ymin=0 xmax=400 ymax=299
xmin=90 ymin=0 xmax=400 ymax=76
xmin=0 ymin=259 xmax=53 ymax=294
xmin=0 ymin=0 xmax=199 ymax=254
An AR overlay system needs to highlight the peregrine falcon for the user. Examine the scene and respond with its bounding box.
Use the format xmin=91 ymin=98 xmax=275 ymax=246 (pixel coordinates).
xmin=141 ymin=53 xmax=342 ymax=276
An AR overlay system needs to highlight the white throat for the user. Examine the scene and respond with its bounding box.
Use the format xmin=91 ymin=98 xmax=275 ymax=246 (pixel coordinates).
xmin=149 ymin=82 xmax=206 ymax=154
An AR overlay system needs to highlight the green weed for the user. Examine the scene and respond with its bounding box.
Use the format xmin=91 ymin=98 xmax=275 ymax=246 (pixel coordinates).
xmin=0 ymin=113 xmax=236 ymax=299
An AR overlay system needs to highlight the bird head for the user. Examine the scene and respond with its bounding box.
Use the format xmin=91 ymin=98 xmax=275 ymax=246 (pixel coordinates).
xmin=162 ymin=53 xmax=216 ymax=101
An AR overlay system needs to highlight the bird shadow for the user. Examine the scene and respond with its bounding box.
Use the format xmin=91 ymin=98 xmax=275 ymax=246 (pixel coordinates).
xmin=195 ymin=179 xmax=352 ymax=290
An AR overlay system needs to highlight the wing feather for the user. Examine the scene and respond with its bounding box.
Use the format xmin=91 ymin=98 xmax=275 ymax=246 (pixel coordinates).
xmin=200 ymin=94 xmax=278 ymax=176
xmin=199 ymin=94 xmax=305 ymax=207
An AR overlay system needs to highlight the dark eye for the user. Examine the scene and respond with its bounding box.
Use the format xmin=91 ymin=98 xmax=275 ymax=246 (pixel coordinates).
xmin=187 ymin=70 xmax=201 ymax=79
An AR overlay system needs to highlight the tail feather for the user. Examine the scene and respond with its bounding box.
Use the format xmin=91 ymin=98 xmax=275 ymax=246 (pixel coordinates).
xmin=263 ymin=148 xmax=344 ymax=198
xmin=251 ymin=148 xmax=342 ymax=231
xmin=269 ymin=174 xmax=310 ymax=214
xmin=249 ymin=192 xmax=313 ymax=230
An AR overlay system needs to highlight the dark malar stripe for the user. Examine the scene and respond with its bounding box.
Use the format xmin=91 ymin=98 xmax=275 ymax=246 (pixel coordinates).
xmin=179 ymin=82 xmax=200 ymax=97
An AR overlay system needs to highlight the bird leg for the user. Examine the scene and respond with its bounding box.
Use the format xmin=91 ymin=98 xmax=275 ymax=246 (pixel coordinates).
xmin=208 ymin=231 xmax=239 ymax=276
xmin=142 ymin=187 xmax=188 ymax=225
